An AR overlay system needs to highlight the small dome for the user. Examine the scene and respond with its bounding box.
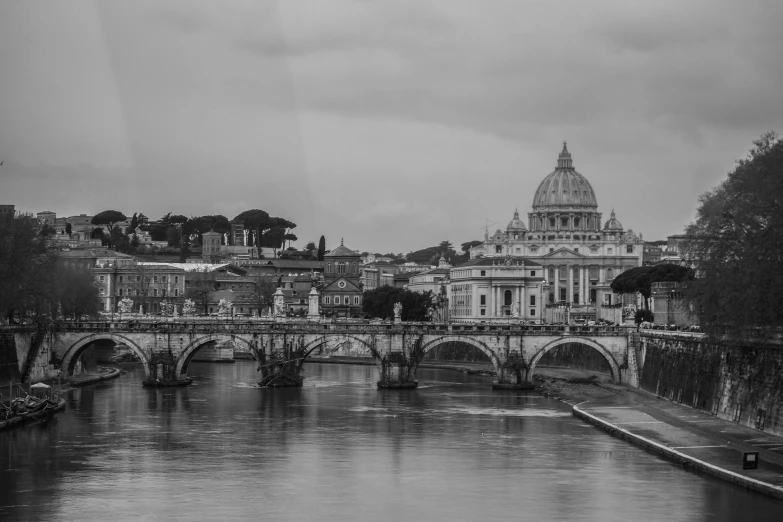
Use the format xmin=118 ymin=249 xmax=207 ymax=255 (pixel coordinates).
xmin=532 ymin=142 xmax=599 ymax=210
xmin=506 ymin=209 xmax=527 ymax=232
xmin=603 ymin=210 xmax=623 ymax=231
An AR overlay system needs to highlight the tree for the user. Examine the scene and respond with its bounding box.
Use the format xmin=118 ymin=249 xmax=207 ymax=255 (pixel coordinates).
xmin=610 ymin=264 xmax=693 ymax=310
xmin=128 ymin=212 xmax=139 ymax=233
xmin=249 ymin=275 xmax=277 ymax=316
xmin=461 ymin=240 xmax=483 ymax=253
xmin=185 ymin=268 xmax=217 ymax=315
xmin=55 ymin=264 xmax=99 ymax=319
xmin=137 ymin=213 xmax=150 ymax=231
xmin=90 ymin=227 xmax=105 ymax=240
xmin=233 ymin=209 xmax=271 ymax=250
xmin=683 ymin=132 xmax=783 ymax=339
xmin=65 ymin=222 xmax=72 ymax=237
xmin=111 ymin=226 xmax=132 ymax=253
xmin=282 ymin=233 xmax=298 ymax=250
xmin=362 ymin=286 xmax=434 ymax=321
xmin=317 ymin=236 xmax=326 ymax=261
xmin=39 ymin=223 xmax=56 ymax=237
xmin=166 ymin=226 xmax=181 ymax=247
xmin=91 ymin=210 xmax=127 ymax=246
xmin=305 ymin=241 xmax=316 ymax=253
xmin=0 ymin=213 xmax=54 ymax=323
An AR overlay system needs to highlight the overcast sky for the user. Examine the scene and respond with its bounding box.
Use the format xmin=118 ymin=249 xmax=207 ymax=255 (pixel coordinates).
xmin=1 ymin=1 xmax=781 ymax=254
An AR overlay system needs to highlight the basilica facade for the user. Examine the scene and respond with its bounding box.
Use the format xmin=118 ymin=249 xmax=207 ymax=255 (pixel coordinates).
xmin=466 ymin=143 xmax=643 ymax=321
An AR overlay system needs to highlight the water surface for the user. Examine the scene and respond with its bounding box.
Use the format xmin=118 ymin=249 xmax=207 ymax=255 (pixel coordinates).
xmin=1 ymin=361 xmax=781 ymax=521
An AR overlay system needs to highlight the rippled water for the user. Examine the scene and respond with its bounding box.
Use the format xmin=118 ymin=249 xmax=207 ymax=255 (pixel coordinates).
xmin=1 ymin=361 xmax=782 ymax=521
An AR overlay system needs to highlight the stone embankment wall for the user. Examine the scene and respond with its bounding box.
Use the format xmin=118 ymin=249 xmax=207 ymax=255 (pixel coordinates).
xmin=0 ymin=333 xmax=21 ymax=385
xmin=640 ymin=336 xmax=783 ymax=438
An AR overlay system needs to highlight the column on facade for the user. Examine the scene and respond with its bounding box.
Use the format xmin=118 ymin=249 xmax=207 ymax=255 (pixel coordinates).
xmin=599 ymin=267 xmax=605 ymax=284
xmin=567 ymin=264 xmax=573 ymax=304
xmin=553 ymin=267 xmax=559 ymax=302
xmin=580 ymin=267 xmax=586 ymax=305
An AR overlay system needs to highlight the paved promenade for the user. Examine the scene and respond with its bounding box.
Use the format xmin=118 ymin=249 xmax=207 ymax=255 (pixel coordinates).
xmin=573 ymin=386 xmax=783 ymax=500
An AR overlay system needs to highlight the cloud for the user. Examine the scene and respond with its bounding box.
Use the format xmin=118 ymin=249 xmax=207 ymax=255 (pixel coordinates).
xmin=1 ymin=0 xmax=782 ymax=253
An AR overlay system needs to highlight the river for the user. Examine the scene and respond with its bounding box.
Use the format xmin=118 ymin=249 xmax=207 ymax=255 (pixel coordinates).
xmin=1 ymin=361 xmax=781 ymax=521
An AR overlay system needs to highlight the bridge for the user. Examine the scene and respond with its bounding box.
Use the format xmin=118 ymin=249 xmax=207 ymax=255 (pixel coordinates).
xmin=5 ymin=319 xmax=640 ymax=389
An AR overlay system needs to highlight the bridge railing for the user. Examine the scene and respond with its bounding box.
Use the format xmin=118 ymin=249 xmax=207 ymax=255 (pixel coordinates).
xmin=6 ymin=318 xmax=634 ymax=337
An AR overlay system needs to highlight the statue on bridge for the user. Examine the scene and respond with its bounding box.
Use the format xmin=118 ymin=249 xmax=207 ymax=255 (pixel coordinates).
xmin=393 ymin=302 xmax=403 ymax=323
xmin=511 ymin=302 xmax=521 ymax=318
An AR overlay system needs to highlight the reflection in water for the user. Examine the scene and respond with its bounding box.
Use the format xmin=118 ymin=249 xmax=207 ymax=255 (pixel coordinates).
xmin=1 ymin=361 xmax=781 ymax=521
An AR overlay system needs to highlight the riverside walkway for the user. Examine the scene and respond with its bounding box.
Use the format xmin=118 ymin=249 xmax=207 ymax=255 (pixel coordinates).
xmin=573 ymin=386 xmax=783 ymax=500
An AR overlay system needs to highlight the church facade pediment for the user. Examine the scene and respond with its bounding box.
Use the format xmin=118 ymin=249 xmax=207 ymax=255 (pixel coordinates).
xmin=321 ymin=277 xmax=362 ymax=293
xmin=541 ymin=248 xmax=585 ymax=259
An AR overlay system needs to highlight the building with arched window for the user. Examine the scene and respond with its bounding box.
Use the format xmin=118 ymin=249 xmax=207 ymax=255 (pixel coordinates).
xmin=468 ymin=143 xmax=643 ymax=322
xmin=320 ymin=240 xmax=364 ymax=318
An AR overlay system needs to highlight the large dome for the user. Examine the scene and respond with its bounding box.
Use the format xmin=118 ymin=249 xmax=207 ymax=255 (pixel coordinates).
xmin=532 ymin=142 xmax=598 ymax=210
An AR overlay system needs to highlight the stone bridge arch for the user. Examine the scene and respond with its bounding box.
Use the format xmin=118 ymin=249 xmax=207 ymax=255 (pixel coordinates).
xmin=417 ymin=335 xmax=502 ymax=374
xmin=300 ymin=334 xmax=376 ymax=362
xmin=528 ymin=336 xmax=621 ymax=383
xmin=62 ymin=333 xmax=150 ymax=378
xmin=176 ymin=334 xmax=256 ymax=376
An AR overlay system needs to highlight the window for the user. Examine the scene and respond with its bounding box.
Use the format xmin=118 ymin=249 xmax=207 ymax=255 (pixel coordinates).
xmin=99 ymin=288 xmax=105 ymax=295
xmin=338 ymin=263 xmax=346 ymax=274
xmin=175 ymin=276 xmax=179 ymax=283
xmin=99 ymin=275 xmax=105 ymax=282
xmin=530 ymin=308 xmax=536 ymax=316
xmin=608 ymin=248 xmax=613 ymax=254
xmin=480 ymin=309 xmax=486 ymax=316
xmin=153 ymin=289 xmax=158 ymax=297
xmin=495 ymin=245 xmax=502 ymax=253
xmin=756 ymin=409 xmax=767 ymax=430
xmin=324 ymin=296 xmax=331 ymax=305
xmin=626 ymin=245 xmax=634 ymax=253
xmin=119 ymin=276 xmax=124 ymax=283
xmin=153 ymin=276 xmax=158 ymax=283
xmin=606 ymin=268 xmax=614 ymax=280
xmin=531 ymin=271 xmax=536 ymax=277
xmin=480 ymin=295 xmax=486 ymax=305
xmin=561 ymin=217 xmax=568 ymax=227
xmin=504 ymin=290 xmax=512 ymax=306
xmin=530 ymin=295 xmax=536 ymax=306
xmin=353 ymin=296 xmax=360 ymax=305
xmin=515 ymin=248 xmax=521 ymax=254
xmin=574 ymin=248 xmax=579 ymax=253
xmin=174 ymin=289 xmax=179 ymax=297
xmin=574 ymin=217 xmax=580 ymax=228
xmin=162 ymin=276 xmax=167 ymax=283
xmin=137 ymin=276 xmax=141 ymax=282
xmin=327 ymin=264 xmax=331 ymax=273
xmin=118 ymin=288 xmax=123 ymax=296
xmin=549 ymin=248 xmax=554 ymax=253
xmin=549 ymin=218 xmax=555 ymax=228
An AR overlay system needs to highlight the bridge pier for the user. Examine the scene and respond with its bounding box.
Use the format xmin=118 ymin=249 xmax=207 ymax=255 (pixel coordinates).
xmin=143 ymin=353 xmax=191 ymax=387
xmin=377 ymin=353 xmax=418 ymax=389
xmin=492 ymin=359 xmax=535 ymax=390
